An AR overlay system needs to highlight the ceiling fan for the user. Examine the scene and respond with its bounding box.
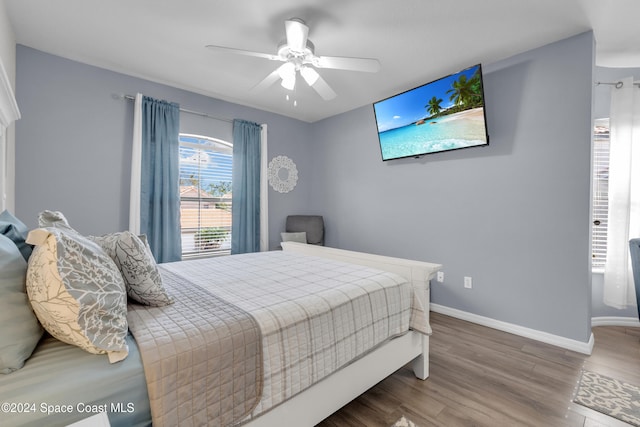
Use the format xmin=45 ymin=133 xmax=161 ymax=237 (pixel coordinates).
xmin=206 ymin=18 xmax=380 ymax=101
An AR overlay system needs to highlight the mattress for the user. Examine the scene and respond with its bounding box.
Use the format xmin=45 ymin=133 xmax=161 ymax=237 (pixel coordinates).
xmin=160 ymin=251 xmax=429 ymax=422
xmin=0 ymin=334 xmax=151 ymax=427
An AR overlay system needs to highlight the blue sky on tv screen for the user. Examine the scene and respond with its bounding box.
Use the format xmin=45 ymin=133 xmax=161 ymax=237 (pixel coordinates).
xmin=374 ymin=64 xmax=480 ymax=133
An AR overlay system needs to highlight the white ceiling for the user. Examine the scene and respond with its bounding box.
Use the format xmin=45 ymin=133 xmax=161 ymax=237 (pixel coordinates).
xmin=5 ymin=0 xmax=640 ymax=123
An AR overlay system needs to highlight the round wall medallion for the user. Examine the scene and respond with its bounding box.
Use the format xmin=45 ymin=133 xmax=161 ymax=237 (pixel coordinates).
xmin=268 ymin=155 xmax=298 ymax=193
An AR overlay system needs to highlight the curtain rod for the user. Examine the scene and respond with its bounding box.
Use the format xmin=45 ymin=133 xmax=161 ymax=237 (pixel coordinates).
xmin=595 ymin=81 xmax=640 ymax=89
xmin=119 ymin=94 xmax=233 ymax=123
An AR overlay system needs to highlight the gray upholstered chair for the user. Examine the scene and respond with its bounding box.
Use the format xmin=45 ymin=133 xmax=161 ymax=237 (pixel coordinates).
xmin=285 ymin=215 xmax=324 ymax=246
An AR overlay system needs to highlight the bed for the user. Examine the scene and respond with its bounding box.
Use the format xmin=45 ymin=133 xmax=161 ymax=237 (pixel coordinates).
xmin=0 ymin=235 xmax=441 ymax=427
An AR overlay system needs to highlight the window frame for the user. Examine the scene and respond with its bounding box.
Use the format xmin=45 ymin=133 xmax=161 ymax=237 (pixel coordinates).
xmin=178 ymin=133 xmax=233 ymax=259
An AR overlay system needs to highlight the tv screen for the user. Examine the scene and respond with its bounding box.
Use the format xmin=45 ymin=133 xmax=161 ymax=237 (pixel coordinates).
xmin=373 ymin=64 xmax=489 ymax=161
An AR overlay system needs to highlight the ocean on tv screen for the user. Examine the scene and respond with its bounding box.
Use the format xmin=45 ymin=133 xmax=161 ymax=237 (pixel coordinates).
xmin=379 ymin=107 xmax=487 ymax=160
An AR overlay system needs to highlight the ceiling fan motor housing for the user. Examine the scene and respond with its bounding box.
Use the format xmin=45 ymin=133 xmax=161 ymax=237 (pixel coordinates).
xmin=277 ymin=40 xmax=315 ymax=65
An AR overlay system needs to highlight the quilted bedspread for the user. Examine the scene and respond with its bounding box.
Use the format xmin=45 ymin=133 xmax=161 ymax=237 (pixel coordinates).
xmin=127 ymin=269 xmax=263 ymax=427
xmin=160 ymin=251 xmax=430 ymax=423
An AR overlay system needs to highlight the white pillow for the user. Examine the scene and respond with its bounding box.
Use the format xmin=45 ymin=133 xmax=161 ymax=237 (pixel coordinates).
xmin=89 ymin=231 xmax=173 ymax=306
xmin=280 ymin=231 xmax=307 ymax=244
xmin=26 ymin=228 xmax=128 ymax=363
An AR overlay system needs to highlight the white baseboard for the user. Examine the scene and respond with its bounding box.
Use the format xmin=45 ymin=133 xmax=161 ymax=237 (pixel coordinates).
xmin=591 ymin=316 xmax=640 ymax=327
xmin=430 ymin=304 xmax=594 ymax=355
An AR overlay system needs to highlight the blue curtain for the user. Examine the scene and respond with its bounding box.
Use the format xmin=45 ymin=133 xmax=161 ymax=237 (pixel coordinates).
xmin=231 ymin=119 xmax=261 ymax=254
xmin=140 ymin=96 xmax=182 ymax=263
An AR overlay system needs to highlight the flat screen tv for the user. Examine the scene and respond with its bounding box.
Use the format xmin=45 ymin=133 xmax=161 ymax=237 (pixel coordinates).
xmin=373 ymin=64 xmax=489 ymax=161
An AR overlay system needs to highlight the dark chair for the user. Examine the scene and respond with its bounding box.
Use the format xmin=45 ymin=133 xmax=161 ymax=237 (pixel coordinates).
xmin=285 ymin=215 xmax=324 ymax=245
xmin=628 ymin=238 xmax=640 ymax=320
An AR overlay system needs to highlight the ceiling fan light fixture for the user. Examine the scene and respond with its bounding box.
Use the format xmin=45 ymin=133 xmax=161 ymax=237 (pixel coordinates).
xmin=281 ymin=75 xmax=296 ymax=90
xmin=300 ymin=66 xmax=319 ymax=86
xmin=278 ymin=61 xmax=296 ymax=90
xmin=278 ymin=62 xmax=296 ymax=80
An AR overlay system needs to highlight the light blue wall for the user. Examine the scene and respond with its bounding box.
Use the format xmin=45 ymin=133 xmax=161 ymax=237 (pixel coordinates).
xmin=308 ymin=32 xmax=595 ymax=343
xmin=15 ymin=33 xmax=596 ymax=343
xmin=14 ymin=45 xmax=313 ymax=250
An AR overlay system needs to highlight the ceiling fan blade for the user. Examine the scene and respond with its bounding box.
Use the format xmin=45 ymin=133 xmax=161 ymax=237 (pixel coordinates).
xmin=205 ymin=45 xmax=281 ymax=61
xmin=309 ymin=74 xmax=337 ymax=101
xmin=285 ymin=18 xmax=309 ymax=52
xmin=314 ymin=55 xmax=381 ymax=73
xmin=251 ymin=66 xmax=284 ymax=92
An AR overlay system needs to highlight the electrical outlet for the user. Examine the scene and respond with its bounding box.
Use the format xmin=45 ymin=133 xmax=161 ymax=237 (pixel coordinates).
xmin=436 ymin=271 xmax=444 ymax=283
xmin=464 ymin=276 xmax=473 ymax=289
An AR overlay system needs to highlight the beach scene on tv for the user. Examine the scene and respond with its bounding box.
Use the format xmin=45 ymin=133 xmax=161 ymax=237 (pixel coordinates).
xmin=374 ymin=64 xmax=488 ymax=160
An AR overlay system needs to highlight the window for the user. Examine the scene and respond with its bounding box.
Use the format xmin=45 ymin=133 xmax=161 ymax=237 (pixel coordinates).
xmin=592 ymin=119 xmax=609 ymax=269
xmin=179 ymin=134 xmax=232 ymax=258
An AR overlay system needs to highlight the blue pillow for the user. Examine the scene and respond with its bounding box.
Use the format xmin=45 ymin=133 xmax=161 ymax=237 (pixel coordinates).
xmin=0 ymin=234 xmax=43 ymax=373
xmin=0 ymin=210 xmax=33 ymax=261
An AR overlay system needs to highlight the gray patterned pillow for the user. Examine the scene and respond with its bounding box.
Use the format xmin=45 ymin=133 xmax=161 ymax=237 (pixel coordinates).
xmin=25 ymin=228 xmax=128 ymax=363
xmin=89 ymin=231 xmax=173 ymax=306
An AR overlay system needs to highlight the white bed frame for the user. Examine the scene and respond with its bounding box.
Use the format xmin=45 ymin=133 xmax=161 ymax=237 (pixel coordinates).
xmin=246 ymin=242 xmax=442 ymax=427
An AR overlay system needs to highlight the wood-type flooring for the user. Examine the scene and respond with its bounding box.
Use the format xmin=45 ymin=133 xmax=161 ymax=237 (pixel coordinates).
xmin=318 ymin=312 xmax=640 ymax=427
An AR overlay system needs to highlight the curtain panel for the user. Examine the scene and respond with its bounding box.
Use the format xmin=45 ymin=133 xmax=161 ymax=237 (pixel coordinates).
xmin=129 ymin=94 xmax=143 ymax=235
xmin=231 ymin=119 xmax=262 ymax=254
xmin=259 ymin=124 xmax=269 ymax=252
xmin=603 ymin=77 xmax=640 ymax=309
xmin=131 ymin=95 xmax=182 ymax=263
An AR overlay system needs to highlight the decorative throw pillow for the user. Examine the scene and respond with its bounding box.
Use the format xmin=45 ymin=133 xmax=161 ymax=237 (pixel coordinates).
xmin=0 ymin=235 xmax=43 ymax=374
xmin=0 ymin=210 xmax=33 ymax=261
xmin=25 ymin=228 xmax=128 ymax=363
xmin=280 ymin=231 xmax=307 ymax=243
xmin=89 ymin=231 xmax=173 ymax=306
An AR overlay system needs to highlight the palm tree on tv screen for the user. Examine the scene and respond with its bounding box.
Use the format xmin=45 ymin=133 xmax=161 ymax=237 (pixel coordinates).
xmin=447 ymin=74 xmax=474 ymax=106
xmin=426 ymin=96 xmax=443 ymax=117
xmin=447 ymin=69 xmax=483 ymax=109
